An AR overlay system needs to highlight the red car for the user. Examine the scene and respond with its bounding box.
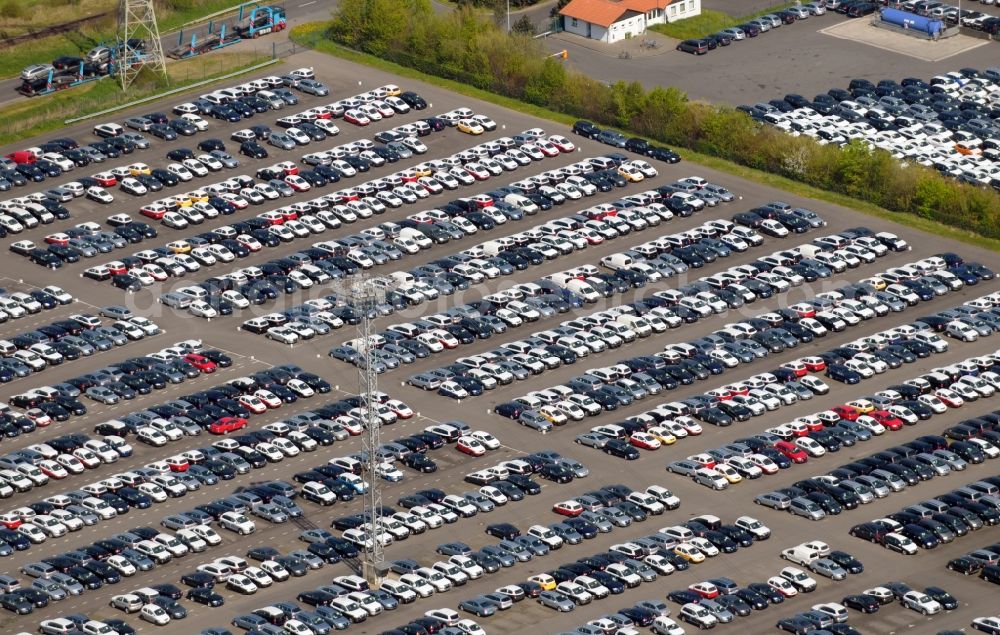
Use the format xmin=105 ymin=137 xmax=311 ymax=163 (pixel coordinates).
xmin=94 ymin=173 xmax=118 ymax=187
xmin=208 ymin=416 xmax=247 ymax=435
xmin=802 ymin=357 xmax=827 ymax=372
xmin=183 ymin=353 xmax=217 ymax=373
xmin=629 ymin=432 xmax=661 ymax=450
xmin=689 ymin=582 xmax=720 ymax=599
xmin=773 ymin=441 xmax=808 ymax=464
xmin=723 ymin=383 xmax=750 ymax=396
xmin=44 ymin=233 xmax=70 ymax=246
xmin=274 ymin=162 xmax=299 ymax=176
xmin=832 ymin=405 xmax=862 ymax=421
xmin=106 ymin=261 xmax=128 ymax=275
xmin=343 ymin=111 xmax=369 ymax=126
xmin=870 ymin=410 xmax=904 ymax=431
xmin=140 ymin=205 xmax=167 ymax=220
xmin=553 ymin=501 xmax=583 ymax=517
xmin=687 ymin=453 xmax=716 ymax=469
xmin=782 ymin=361 xmax=808 ymax=377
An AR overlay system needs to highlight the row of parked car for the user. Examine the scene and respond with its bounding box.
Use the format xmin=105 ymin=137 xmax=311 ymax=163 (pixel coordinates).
xmin=5 ymin=78 xmax=418 ymax=273
xmin=676 ymin=3 xmax=826 ymax=55
xmin=854 ymin=475 xmax=1000 ymax=566
xmin=680 ymin=294 xmax=987 ymax=497
xmin=752 ymin=67 xmax=1000 ymax=191
xmin=0 ymin=310 xmax=160 ymax=414
xmin=0 ymin=360 xmax=324 ymax=550
xmin=490 ymin=226 xmax=916 ymax=434
xmin=92 ymin=128 xmax=573 ymax=320
xmin=400 ymin=199 xmax=764 ymax=394
xmin=755 ymin=346 xmax=1000 ymax=519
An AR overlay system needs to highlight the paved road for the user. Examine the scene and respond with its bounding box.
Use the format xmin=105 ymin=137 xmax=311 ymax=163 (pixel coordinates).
xmin=544 ymin=12 xmax=1000 ymax=105
xmin=0 ymin=48 xmax=997 ymax=635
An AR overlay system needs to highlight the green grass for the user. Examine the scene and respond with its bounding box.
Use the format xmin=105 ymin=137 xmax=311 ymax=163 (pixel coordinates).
xmin=649 ymin=3 xmax=797 ymax=40
xmin=648 ymin=10 xmax=737 ymax=40
xmin=0 ymin=0 xmax=250 ymax=79
xmin=0 ymin=51 xmax=271 ymax=146
xmin=291 ymin=22 xmax=1000 ymax=254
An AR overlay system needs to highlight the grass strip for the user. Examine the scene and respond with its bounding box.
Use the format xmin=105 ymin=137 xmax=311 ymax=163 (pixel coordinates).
xmin=0 ymin=51 xmax=271 ymax=146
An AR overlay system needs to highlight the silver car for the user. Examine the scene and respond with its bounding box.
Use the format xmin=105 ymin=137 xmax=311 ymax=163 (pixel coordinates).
xmin=298 ymin=79 xmax=329 ymax=96
xmin=810 ymin=558 xmax=848 ymax=580
xmin=789 ymin=497 xmax=826 ymax=521
xmin=755 ymin=491 xmax=791 ymax=510
xmin=537 ymin=590 xmax=575 ymax=611
xmin=268 ymin=133 xmax=296 ymax=150
xmin=575 ymin=433 xmax=608 ymax=448
xmin=50 ymin=572 xmax=84 ymax=595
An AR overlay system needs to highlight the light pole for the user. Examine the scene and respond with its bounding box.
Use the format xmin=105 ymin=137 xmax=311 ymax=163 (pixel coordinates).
xmin=507 ymin=0 xmax=511 ymax=32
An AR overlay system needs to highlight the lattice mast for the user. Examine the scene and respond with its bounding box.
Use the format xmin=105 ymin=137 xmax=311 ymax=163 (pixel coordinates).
xmin=338 ymin=275 xmax=393 ymax=587
xmin=117 ymin=0 xmax=167 ymax=90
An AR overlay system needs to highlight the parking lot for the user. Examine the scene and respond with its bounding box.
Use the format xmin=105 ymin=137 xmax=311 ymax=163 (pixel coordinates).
xmin=0 ymin=48 xmax=997 ymax=635
xmin=547 ymin=13 xmax=1000 ymax=105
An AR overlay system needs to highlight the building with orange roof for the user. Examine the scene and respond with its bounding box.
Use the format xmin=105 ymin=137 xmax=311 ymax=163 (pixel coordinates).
xmin=559 ymin=0 xmax=700 ymax=43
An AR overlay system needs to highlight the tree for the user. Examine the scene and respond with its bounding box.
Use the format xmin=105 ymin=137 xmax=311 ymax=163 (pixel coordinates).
xmin=551 ymin=0 xmax=571 ymax=17
xmin=512 ymin=15 xmax=536 ymax=34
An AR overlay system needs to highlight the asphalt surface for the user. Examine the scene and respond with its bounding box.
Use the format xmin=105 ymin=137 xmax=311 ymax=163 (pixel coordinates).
xmin=545 ymin=12 xmax=1000 ymax=105
xmin=0 ymin=49 xmax=997 ymax=635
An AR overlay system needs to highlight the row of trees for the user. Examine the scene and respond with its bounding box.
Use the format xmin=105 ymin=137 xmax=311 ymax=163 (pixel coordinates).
xmin=322 ymin=0 xmax=1000 ymax=240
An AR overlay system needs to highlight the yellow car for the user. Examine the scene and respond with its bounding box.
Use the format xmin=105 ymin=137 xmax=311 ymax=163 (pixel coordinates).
xmin=617 ymin=164 xmax=644 ymax=182
xmin=647 ymin=426 xmax=677 ymax=445
xmin=172 ymin=195 xmax=192 ymax=208
xmin=411 ymin=164 xmax=433 ymax=177
xmin=713 ymin=463 xmax=743 ymax=484
xmin=166 ymin=240 xmax=192 ymax=254
xmin=128 ymin=162 xmax=151 ymax=176
xmin=862 ymin=276 xmax=887 ymax=290
xmin=673 ymin=543 xmax=706 ymax=563
xmin=186 ymin=189 xmax=209 ymax=203
xmin=380 ymin=83 xmax=402 ymax=96
xmin=846 ymin=399 xmax=875 ymax=414
xmin=528 ymin=573 xmax=557 ymax=590
xmin=539 ymin=405 xmax=567 ymax=425
xmin=457 ymin=119 xmax=484 ymax=135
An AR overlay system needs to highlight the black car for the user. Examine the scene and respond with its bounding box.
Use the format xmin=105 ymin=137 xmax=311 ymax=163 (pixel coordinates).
xmin=842 ymin=594 xmax=880 ymax=613
xmin=187 ymin=587 xmax=224 ymax=606
xmin=603 ymin=439 xmax=640 ymax=460
xmin=572 ymin=120 xmax=601 ymax=139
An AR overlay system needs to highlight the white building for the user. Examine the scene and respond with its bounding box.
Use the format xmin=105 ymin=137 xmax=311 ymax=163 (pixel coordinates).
xmin=560 ymin=0 xmax=701 ymax=43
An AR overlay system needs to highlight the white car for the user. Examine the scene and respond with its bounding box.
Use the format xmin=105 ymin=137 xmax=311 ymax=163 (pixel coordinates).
xmin=86 ymin=186 xmax=114 ymax=203
xmin=902 ymin=591 xmax=942 ymax=615
xmin=140 ymin=604 xmax=171 ymax=625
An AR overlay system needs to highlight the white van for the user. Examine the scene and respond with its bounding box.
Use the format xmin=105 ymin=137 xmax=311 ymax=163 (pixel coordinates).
xmin=504 ymin=194 xmax=539 ymax=215
xmin=389 ymin=271 xmax=415 ymax=289
xmin=617 ymin=315 xmax=652 ymax=337
xmin=566 ymin=279 xmax=600 ymax=302
xmin=399 ymin=227 xmax=431 ymax=249
xmin=600 ymin=253 xmax=634 ymax=271
xmin=780 ymin=544 xmax=822 ymax=566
